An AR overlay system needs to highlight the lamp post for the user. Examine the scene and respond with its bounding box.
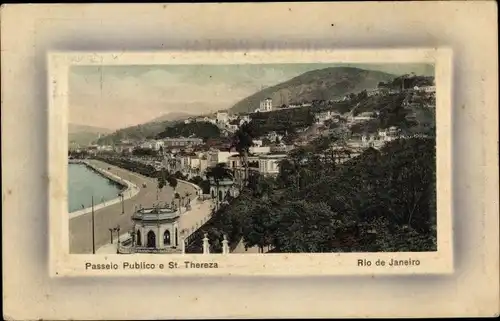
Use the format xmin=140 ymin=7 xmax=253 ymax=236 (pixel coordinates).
xmin=91 ymin=195 xmax=96 ymax=254
xmin=118 ymin=192 xmax=124 ymax=214
xmin=115 ymin=225 xmax=121 ymax=254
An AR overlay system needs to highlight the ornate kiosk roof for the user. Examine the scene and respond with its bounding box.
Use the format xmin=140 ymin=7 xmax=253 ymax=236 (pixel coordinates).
xmin=132 ymin=206 xmax=180 ymax=222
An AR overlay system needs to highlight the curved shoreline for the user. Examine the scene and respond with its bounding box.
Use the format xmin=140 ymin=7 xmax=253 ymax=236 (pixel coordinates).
xmin=69 ymin=160 xmax=140 ymax=220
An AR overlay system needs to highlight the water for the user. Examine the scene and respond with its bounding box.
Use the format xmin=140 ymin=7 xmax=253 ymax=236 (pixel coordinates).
xmin=68 ymin=164 xmax=124 ymax=213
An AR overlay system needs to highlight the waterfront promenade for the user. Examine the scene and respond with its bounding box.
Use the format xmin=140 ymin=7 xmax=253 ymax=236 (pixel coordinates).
xmin=69 ymin=159 xmax=199 ymax=254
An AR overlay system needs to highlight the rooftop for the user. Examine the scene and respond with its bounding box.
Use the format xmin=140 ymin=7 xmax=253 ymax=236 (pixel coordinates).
xmin=132 ymin=206 xmax=180 ymax=221
xmin=259 ymin=153 xmax=288 ymax=159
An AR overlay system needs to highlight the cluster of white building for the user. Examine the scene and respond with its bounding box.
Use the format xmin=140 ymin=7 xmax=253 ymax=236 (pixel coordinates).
xmin=183 ymin=111 xmax=252 ymax=134
xmin=162 ymin=139 xmax=294 ymax=182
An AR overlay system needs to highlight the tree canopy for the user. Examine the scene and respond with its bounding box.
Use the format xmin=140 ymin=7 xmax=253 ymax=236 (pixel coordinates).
xmin=186 ymin=136 xmax=437 ymax=253
xmin=156 ymin=121 xmax=221 ymax=141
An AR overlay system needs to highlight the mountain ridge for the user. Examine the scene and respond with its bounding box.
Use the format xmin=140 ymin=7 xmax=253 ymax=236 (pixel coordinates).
xmin=229 ymin=67 xmax=396 ymax=114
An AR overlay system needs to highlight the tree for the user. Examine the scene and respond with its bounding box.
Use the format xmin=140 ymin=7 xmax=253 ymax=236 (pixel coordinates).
xmin=231 ymin=121 xmax=257 ymax=188
xmin=247 ymin=172 xmax=275 ymax=200
xmin=174 ymin=171 xmax=185 ymax=180
xmin=242 ymin=201 xmax=275 ymax=253
xmin=378 ymin=138 xmax=436 ymax=231
xmin=205 ymin=163 xmax=233 ymax=210
xmin=132 ymin=147 xmax=157 ymax=157
xmin=272 ymin=200 xmax=339 ymax=253
xmin=156 ymin=121 xmax=221 ymax=142
xmin=157 ymin=169 xmax=168 ymax=201
xmin=167 ymin=176 xmax=178 ymax=191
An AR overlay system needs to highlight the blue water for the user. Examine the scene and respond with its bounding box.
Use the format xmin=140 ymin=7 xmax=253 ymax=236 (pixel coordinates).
xmin=68 ymin=164 xmax=124 ymax=213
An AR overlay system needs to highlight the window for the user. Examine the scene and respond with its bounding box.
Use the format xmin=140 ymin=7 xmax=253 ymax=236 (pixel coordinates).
xmin=147 ymin=230 xmax=156 ymax=248
xmin=136 ymin=229 xmax=141 ymax=246
xmin=163 ymin=230 xmax=171 ymax=246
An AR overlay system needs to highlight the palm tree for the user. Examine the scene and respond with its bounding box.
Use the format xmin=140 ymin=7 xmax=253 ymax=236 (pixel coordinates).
xmin=157 ymin=169 xmax=167 ymax=201
xmin=205 ymin=163 xmax=232 ymax=210
xmin=231 ymin=122 xmax=256 ymax=189
xmin=168 ymin=175 xmax=178 ymax=192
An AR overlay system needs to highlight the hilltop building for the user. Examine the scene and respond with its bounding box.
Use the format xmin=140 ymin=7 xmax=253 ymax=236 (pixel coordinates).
xmin=256 ymin=98 xmax=273 ymax=113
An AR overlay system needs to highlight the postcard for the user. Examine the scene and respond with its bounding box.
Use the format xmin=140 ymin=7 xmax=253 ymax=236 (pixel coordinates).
xmin=3 ymin=2 xmax=499 ymax=320
xmin=48 ymin=48 xmax=454 ymax=277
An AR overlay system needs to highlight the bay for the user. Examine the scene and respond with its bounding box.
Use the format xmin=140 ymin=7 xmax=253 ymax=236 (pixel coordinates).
xmin=68 ymin=163 xmax=123 ymax=213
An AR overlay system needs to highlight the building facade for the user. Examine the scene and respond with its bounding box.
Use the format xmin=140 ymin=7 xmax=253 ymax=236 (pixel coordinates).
xmin=258 ymin=153 xmax=287 ymax=176
xmin=259 ymin=98 xmax=273 ymax=112
xmin=162 ymin=138 xmax=204 ymax=148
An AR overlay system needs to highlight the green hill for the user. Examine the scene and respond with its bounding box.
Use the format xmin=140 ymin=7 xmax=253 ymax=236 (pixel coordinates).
xmin=156 ymin=121 xmax=221 ymax=141
xmin=95 ymin=112 xmax=193 ymax=145
xmin=229 ymin=67 xmax=396 ymax=114
xmin=96 ymin=121 xmax=178 ymax=145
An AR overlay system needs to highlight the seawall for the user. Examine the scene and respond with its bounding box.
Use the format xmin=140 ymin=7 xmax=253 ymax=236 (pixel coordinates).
xmin=68 ymin=160 xmax=140 ymax=219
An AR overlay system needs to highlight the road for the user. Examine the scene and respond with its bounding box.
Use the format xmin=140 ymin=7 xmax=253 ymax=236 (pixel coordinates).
xmin=96 ymin=197 xmax=213 ymax=254
xmin=69 ymin=159 xmax=197 ymax=254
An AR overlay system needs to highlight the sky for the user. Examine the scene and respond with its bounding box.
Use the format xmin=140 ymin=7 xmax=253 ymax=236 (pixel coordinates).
xmin=69 ymin=63 xmax=434 ymax=130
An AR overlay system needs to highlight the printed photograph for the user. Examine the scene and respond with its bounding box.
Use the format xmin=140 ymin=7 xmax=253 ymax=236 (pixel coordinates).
xmin=67 ymin=62 xmax=437 ymax=255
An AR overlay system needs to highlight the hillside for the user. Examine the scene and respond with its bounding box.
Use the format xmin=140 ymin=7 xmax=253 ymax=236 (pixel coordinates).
xmin=68 ymin=123 xmax=112 ymax=134
xmin=148 ymin=112 xmax=194 ymax=123
xmin=68 ymin=123 xmax=112 ymax=146
xmin=229 ymin=67 xmax=396 ymax=114
xmin=95 ymin=113 xmax=195 ymax=145
xmin=156 ymin=121 xmax=221 ymax=141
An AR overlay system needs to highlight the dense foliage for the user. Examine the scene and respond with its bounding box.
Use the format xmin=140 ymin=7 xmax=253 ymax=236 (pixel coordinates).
xmin=187 ymin=137 xmax=437 ymax=253
xmin=250 ymin=108 xmax=315 ymax=136
xmin=95 ymin=156 xmax=160 ymax=178
xmin=156 ymin=121 xmax=221 ymax=141
xmin=188 ymin=176 xmax=211 ymax=194
xmin=96 ymin=121 xmax=175 ymax=145
xmin=229 ymin=67 xmax=395 ymax=114
xmin=132 ymin=147 xmax=160 ymax=157
xmin=378 ymin=75 xmax=434 ymax=90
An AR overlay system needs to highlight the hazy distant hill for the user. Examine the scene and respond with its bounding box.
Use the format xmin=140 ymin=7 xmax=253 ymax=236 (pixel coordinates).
xmin=68 ymin=123 xmax=112 ymax=146
xmin=95 ymin=112 xmax=194 ymax=145
xmin=68 ymin=123 xmax=111 ymax=135
xmin=148 ymin=112 xmax=194 ymax=123
xmin=229 ymin=67 xmax=396 ymax=114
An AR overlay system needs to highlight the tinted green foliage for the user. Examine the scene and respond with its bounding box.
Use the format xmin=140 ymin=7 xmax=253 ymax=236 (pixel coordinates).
xmin=96 ymin=121 xmax=177 ymax=145
xmin=132 ymin=147 xmax=159 ymax=157
xmin=230 ymin=67 xmax=396 ymax=113
xmin=188 ymin=137 xmax=437 ymax=253
xmin=156 ymin=121 xmax=221 ymax=141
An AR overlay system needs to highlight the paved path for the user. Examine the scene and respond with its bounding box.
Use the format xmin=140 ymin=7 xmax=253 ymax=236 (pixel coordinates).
xmin=69 ymin=160 xmax=198 ymax=254
xmin=178 ymin=200 xmax=213 ymax=239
